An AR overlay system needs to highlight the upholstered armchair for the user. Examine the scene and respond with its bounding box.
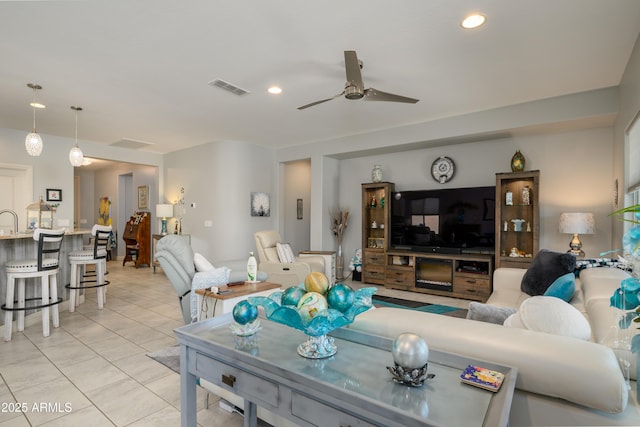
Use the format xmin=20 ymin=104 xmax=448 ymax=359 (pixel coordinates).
xmin=254 ymin=230 xmax=325 ymax=287
xmin=155 ymin=235 xmax=267 ymax=323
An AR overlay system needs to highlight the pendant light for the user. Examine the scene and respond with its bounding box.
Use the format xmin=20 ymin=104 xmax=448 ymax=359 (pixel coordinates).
xmin=69 ymin=106 xmax=84 ymax=167
xmin=25 ymin=83 xmax=45 ymax=156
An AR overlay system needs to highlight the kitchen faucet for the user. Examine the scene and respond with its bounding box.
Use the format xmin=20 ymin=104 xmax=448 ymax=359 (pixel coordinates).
xmin=0 ymin=209 xmax=19 ymax=235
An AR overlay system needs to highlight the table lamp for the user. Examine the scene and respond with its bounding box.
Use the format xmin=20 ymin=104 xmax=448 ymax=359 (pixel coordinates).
xmin=559 ymin=212 xmax=595 ymax=257
xmin=156 ymin=204 xmax=174 ymax=235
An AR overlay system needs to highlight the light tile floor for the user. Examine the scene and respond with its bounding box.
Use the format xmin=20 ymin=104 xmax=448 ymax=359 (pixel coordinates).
xmin=0 ymin=261 xmax=471 ymax=426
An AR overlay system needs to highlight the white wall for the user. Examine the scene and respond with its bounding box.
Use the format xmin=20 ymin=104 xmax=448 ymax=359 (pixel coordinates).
xmin=333 ymin=127 xmax=614 ymax=262
xmin=282 ymin=159 xmax=311 ymax=252
xmin=163 ymin=140 xmax=276 ymax=262
xmin=0 ymin=127 xmax=162 ymax=234
xmin=614 ymin=33 xmax=640 ymax=243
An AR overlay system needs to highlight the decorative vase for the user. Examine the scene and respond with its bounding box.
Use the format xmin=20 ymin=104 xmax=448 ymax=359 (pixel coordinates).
xmin=336 ymin=242 xmax=345 ymax=281
xmin=371 ymin=164 xmax=383 ymax=183
xmin=511 ymin=150 xmax=525 ymax=172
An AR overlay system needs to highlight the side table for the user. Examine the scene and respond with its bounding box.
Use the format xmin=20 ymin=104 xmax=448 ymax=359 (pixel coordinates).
xmin=299 ymin=250 xmax=336 ymax=284
xmin=194 ymin=281 xmax=280 ymax=321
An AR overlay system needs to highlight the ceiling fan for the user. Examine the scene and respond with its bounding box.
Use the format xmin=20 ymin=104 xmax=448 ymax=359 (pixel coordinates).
xmin=297 ymin=50 xmax=419 ymax=110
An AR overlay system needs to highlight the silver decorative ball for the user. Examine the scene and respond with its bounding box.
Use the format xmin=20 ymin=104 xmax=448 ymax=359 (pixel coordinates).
xmin=391 ymin=333 xmax=429 ymax=369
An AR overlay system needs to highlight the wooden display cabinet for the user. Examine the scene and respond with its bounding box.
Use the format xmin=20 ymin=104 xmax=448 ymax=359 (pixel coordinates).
xmin=495 ymin=170 xmax=540 ymax=269
xmin=361 ymin=182 xmax=394 ymax=284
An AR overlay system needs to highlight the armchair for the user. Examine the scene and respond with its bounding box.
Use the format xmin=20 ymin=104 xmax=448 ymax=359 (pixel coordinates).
xmin=254 ymin=230 xmax=325 ymax=287
xmin=155 ymin=235 xmax=267 ymax=323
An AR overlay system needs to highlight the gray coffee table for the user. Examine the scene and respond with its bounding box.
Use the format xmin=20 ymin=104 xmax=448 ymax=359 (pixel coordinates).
xmin=175 ymin=314 xmax=517 ymax=427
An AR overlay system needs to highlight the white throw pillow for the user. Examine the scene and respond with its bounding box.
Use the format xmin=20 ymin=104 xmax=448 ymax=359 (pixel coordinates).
xmin=194 ymin=253 xmax=215 ymax=272
xmin=504 ymin=296 xmax=591 ymax=341
xmin=276 ymin=243 xmax=296 ymax=263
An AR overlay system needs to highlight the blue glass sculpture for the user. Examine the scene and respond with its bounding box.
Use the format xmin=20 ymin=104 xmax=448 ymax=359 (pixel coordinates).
xmin=249 ymin=286 xmax=376 ymax=358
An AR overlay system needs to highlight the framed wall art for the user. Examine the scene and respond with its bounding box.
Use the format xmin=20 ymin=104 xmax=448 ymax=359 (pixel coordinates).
xmin=297 ymin=198 xmax=303 ymax=220
xmin=46 ymin=189 xmax=62 ymax=202
xmin=251 ymin=192 xmax=270 ymax=217
xmin=138 ymin=185 xmax=149 ymax=210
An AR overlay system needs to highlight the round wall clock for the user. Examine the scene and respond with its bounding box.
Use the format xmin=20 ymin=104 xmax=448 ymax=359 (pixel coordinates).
xmin=431 ymin=156 xmax=455 ymax=184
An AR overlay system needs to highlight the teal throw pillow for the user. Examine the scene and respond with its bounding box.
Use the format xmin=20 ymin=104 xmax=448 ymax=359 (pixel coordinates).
xmin=543 ymin=272 xmax=576 ymax=302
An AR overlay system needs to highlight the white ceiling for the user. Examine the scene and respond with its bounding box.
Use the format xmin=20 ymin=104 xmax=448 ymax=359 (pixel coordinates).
xmin=1 ymin=0 xmax=639 ymax=155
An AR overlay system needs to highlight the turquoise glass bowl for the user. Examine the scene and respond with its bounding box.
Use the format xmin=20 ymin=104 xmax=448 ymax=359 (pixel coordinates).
xmin=248 ymin=286 xmax=376 ymax=337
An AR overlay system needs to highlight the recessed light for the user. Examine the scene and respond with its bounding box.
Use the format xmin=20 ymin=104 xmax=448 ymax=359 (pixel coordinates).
xmin=461 ymin=14 xmax=486 ymax=29
xmin=268 ymin=86 xmax=282 ymax=94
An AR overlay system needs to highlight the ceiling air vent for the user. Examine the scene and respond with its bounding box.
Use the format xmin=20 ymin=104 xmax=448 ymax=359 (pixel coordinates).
xmin=208 ymin=79 xmax=250 ymax=96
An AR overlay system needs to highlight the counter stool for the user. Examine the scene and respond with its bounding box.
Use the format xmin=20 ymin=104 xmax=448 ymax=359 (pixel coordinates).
xmin=67 ymin=224 xmax=111 ymax=312
xmin=2 ymin=228 xmax=65 ymax=341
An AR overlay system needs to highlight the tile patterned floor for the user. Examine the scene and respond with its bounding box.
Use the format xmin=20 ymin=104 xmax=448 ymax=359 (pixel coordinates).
xmin=0 ymin=261 xmax=472 ymax=426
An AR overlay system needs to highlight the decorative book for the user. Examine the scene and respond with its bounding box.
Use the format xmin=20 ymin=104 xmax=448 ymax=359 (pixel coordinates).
xmin=460 ymin=365 xmax=505 ymax=392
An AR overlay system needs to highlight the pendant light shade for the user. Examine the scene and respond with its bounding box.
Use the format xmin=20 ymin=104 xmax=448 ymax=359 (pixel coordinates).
xmin=25 ymin=83 xmax=44 ymax=156
xmin=69 ymin=106 xmax=84 ymax=167
xmin=25 ymin=132 xmax=43 ymax=156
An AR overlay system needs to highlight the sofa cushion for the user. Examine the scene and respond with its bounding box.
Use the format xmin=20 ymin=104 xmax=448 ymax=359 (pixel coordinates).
xmin=194 ymin=253 xmax=215 ymax=272
xmin=466 ymin=302 xmax=517 ymax=324
xmin=521 ymin=249 xmax=576 ymax=296
xmin=543 ymin=272 xmax=576 ymax=302
xmin=505 ymin=296 xmax=591 ymax=341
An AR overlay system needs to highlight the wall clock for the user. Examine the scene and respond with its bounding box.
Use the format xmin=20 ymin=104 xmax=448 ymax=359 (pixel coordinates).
xmin=431 ymin=156 xmax=455 ymax=184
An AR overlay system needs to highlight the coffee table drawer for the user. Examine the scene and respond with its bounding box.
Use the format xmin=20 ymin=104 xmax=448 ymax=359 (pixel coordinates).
xmin=195 ymin=352 xmax=279 ymax=408
xmin=291 ymin=391 xmax=376 ymax=427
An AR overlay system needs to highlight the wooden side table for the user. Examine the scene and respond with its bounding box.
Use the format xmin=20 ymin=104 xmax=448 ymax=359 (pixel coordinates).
xmin=194 ymin=281 xmax=281 ymax=321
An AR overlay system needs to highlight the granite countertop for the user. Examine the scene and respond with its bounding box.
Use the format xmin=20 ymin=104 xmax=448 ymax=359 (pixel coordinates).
xmin=0 ymin=229 xmax=91 ymax=240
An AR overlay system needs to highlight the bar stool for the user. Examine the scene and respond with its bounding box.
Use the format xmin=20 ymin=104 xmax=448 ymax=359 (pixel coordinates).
xmin=67 ymin=224 xmax=112 ymax=312
xmin=2 ymin=228 xmax=65 ymax=341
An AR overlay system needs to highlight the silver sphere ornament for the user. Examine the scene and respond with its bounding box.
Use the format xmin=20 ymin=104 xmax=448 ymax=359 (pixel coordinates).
xmin=391 ymin=333 xmax=429 ymax=369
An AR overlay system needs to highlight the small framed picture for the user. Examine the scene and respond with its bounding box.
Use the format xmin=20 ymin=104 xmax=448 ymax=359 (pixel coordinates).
xmin=138 ymin=185 xmax=149 ymax=210
xmin=297 ymin=198 xmax=303 ymax=220
xmin=250 ymin=192 xmax=270 ymax=217
xmin=46 ymin=189 xmax=62 ymax=202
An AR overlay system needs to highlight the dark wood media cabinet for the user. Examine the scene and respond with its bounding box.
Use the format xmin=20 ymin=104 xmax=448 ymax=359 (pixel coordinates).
xmin=384 ymin=250 xmax=493 ymax=302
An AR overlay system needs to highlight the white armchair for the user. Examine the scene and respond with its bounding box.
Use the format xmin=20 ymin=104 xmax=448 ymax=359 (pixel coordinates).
xmin=254 ymin=230 xmax=325 ymax=287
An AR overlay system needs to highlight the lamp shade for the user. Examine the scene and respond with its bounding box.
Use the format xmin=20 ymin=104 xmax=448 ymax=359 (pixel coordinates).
xmin=559 ymin=213 xmax=595 ymax=234
xmin=156 ymin=204 xmax=174 ymax=218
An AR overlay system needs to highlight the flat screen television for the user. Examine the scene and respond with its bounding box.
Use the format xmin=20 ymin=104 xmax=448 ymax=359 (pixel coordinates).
xmin=390 ymin=186 xmax=495 ymax=254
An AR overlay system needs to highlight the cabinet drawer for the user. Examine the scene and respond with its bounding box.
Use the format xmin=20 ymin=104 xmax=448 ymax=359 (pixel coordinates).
xmin=385 ymin=267 xmax=413 ymax=286
xmin=364 ymin=252 xmax=385 ymax=266
xmin=364 ymin=268 xmax=386 ymax=282
xmin=195 ymin=352 xmax=279 ymax=408
xmin=291 ymin=391 xmax=376 ymax=427
xmin=453 ymin=276 xmax=491 ymax=297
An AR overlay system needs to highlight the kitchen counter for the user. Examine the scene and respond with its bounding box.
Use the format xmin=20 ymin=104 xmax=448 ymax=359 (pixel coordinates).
xmin=0 ymin=229 xmax=91 ymax=327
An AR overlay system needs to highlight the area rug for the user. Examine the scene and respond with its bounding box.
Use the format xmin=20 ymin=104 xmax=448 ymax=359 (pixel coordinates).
xmin=147 ymin=346 xmax=180 ymax=374
xmin=371 ymin=295 xmax=468 ymax=318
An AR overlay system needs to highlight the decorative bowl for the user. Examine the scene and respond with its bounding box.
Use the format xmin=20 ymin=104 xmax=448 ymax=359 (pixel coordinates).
xmin=249 ymin=286 xmax=376 ymax=358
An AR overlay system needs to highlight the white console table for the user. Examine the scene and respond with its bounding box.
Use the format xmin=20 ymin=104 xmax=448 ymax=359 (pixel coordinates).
xmin=175 ymin=314 xmax=516 ymax=427
xmin=299 ymin=250 xmax=336 ymax=284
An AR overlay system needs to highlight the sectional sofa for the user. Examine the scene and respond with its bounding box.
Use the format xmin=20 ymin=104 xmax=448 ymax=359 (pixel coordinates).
xmin=350 ymin=266 xmax=640 ymax=426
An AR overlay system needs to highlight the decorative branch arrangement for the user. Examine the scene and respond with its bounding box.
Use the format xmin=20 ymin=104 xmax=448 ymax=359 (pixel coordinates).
xmin=330 ymin=208 xmax=350 ymax=245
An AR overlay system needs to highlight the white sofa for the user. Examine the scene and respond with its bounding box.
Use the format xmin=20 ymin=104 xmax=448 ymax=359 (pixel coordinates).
xmin=350 ymin=267 xmax=640 ymax=426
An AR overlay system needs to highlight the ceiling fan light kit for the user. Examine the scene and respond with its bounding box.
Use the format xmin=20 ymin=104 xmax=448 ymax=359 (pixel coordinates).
xmin=297 ymin=50 xmax=419 ymax=110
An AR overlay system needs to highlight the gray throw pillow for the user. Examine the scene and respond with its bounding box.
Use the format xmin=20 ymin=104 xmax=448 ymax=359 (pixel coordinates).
xmin=520 ymin=249 xmax=576 ymax=296
xmin=466 ymin=302 xmax=518 ymax=325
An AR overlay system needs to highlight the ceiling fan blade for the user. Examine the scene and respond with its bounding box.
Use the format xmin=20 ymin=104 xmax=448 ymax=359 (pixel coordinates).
xmin=297 ymin=92 xmax=345 ymax=110
xmin=364 ymin=88 xmax=419 ymax=104
xmin=344 ymin=50 xmax=364 ymax=91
